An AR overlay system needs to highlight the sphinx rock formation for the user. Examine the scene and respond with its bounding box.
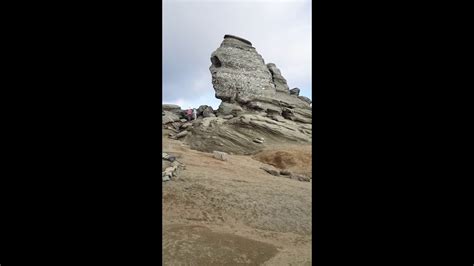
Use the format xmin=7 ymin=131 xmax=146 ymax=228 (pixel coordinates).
xmin=184 ymin=35 xmax=312 ymax=155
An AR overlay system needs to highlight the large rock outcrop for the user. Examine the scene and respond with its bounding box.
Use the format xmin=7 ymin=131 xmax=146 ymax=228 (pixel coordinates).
xmin=209 ymin=34 xmax=311 ymax=118
xmin=189 ymin=115 xmax=312 ymax=155
xmin=183 ymin=34 xmax=312 ymax=155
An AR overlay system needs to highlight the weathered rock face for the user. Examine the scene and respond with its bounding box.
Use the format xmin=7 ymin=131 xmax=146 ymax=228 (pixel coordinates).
xmin=183 ymin=35 xmax=312 ymax=155
xmin=162 ymin=110 xmax=181 ymax=124
xmin=162 ymin=104 xmax=183 ymax=116
xmin=209 ymin=35 xmax=311 ymax=117
xmin=188 ymin=115 xmax=311 ymax=155
xmin=217 ymin=102 xmax=243 ymax=116
xmin=267 ymin=63 xmax=289 ymax=93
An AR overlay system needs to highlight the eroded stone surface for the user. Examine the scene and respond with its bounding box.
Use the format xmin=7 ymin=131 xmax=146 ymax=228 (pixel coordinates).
xmin=176 ymin=35 xmax=313 ymax=155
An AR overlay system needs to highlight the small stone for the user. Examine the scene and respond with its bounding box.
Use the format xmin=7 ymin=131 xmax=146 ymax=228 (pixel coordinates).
xmin=261 ymin=166 xmax=280 ymax=176
xmin=291 ymin=174 xmax=310 ymax=182
xmin=213 ymin=151 xmax=229 ymax=161
xmin=280 ymin=169 xmax=291 ymax=175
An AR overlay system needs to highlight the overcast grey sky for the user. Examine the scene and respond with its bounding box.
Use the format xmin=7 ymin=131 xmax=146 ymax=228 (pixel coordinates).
xmin=163 ymin=0 xmax=312 ymax=109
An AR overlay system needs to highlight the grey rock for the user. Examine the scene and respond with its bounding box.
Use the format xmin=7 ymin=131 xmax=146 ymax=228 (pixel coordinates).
xmin=175 ymin=131 xmax=188 ymax=138
xmin=213 ymin=151 xmax=229 ymax=161
xmin=247 ymin=101 xmax=282 ymax=114
xmin=261 ymin=166 xmax=280 ymax=176
xmin=162 ymin=160 xmax=172 ymax=172
xmin=171 ymin=122 xmax=182 ymax=130
xmin=163 ymin=104 xmax=184 ymax=118
xmin=290 ymin=88 xmax=300 ymax=96
xmin=224 ymin=34 xmax=252 ymax=45
xmin=280 ymin=169 xmax=292 ymax=176
xmin=162 ymin=111 xmax=181 ymax=125
xmin=217 ymin=102 xmax=243 ymax=116
xmin=202 ymin=106 xmax=215 ymax=117
xmin=282 ymin=108 xmax=312 ymax=124
xmin=298 ymin=96 xmax=312 ymax=104
xmin=270 ymin=115 xmax=286 ymax=122
xmin=183 ymin=35 xmax=312 ymax=155
xmin=291 ymin=174 xmax=311 ymax=182
xmin=181 ymin=122 xmax=193 ymax=129
xmin=188 ymin=114 xmax=311 ymax=155
xmin=209 ymin=35 xmax=311 ymax=113
xmin=162 ymin=104 xmax=181 ymax=111
xmin=197 ymin=105 xmax=208 ymax=116
xmin=267 ymin=63 xmax=290 ymax=93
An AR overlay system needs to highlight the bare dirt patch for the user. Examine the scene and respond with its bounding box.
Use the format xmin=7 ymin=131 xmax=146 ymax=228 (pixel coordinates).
xmin=252 ymin=145 xmax=312 ymax=177
xmin=163 ymin=224 xmax=279 ymax=265
xmin=163 ymin=137 xmax=312 ymax=265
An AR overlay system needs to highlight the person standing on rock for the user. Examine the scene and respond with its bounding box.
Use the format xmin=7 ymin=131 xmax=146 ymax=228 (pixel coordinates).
xmin=186 ymin=107 xmax=193 ymax=121
xmin=192 ymin=108 xmax=197 ymax=120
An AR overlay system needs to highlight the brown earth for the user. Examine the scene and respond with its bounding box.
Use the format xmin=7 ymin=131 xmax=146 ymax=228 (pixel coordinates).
xmin=162 ymin=128 xmax=312 ymax=265
xmin=252 ymin=147 xmax=312 ymax=177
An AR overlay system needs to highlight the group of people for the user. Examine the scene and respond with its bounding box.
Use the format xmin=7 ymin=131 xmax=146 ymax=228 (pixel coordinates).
xmin=186 ymin=107 xmax=197 ymax=121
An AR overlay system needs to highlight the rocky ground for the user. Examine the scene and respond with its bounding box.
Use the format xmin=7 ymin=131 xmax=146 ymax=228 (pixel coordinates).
xmin=162 ymin=129 xmax=312 ymax=265
xmin=162 ymin=34 xmax=312 ymax=265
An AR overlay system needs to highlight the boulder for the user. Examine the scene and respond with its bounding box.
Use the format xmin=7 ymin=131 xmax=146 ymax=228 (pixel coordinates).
xmin=163 ymin=104 xmax=183 ymax=117
xmin=162 ymin=104 xmax=181 ymax=111
xmin=162 ymin=111 xmax=181 ymax=125
xmin=197 ymin=105 xmax=208 ymax=116
xmin=217 ymin=102 xmax=243 ymax=116
xmin=280 ymin=169 xmax=292 ymax=176
xmin=213 ymin=151 xmax=229 ymax=161
xmin=290 ymin=88 xmax=300 ymax=96
xmin=202 ymin=106 xmax=215 ymax=117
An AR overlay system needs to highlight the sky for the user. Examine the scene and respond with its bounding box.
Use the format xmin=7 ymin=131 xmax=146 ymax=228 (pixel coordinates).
xmin=163 ymin=0 xmax=312 ymax=109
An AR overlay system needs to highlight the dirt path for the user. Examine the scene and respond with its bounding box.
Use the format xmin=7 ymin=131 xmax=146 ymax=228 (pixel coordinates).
xmin=162 ymin=134 xmax=312 ymax=265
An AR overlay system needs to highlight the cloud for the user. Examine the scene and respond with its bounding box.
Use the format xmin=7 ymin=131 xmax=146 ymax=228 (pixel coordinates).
xmin=163 ymin=0 xmax=312 ymax=109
